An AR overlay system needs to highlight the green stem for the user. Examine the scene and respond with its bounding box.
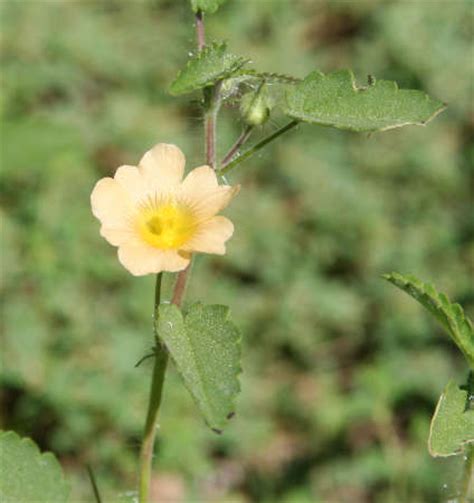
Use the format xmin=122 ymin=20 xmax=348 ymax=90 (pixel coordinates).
xmin=138 ymin=273 xmax=168 ymax=503
xmin=86 ymin=465 xmax=103 ymax=503
xmin=218 ymin=119 xmax=299 ymax=175
xmin=204 ymin=83 xmax=222 ymax=169
xmin=220 ymin=125 xmax=254 ymax=167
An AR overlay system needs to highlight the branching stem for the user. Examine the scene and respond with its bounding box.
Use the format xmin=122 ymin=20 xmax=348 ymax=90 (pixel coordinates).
xmin=219 ymin=120 xmax=299 ymax=176
xmin=221 ymin=125 xmax=254 ymax=167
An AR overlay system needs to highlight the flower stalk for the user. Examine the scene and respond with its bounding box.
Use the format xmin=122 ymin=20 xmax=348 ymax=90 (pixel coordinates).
xmin=221 ymin=125 xmax=254 ymax=167
xmin=138 ymin=273 xmax=168 ymax=503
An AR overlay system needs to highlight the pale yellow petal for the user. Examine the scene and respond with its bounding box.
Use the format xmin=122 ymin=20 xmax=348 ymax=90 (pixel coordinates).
xmin=182 ymin=184 xmax=240 ymax=220
xmin=118 ymin=242 xmax=190 ymax=276
xmin=160 ymin=250 xmax=192 ymax=272
xmin=99 ymin=227 xmax=136 ymax=247
xmin=138 ymin=143 xmax=185 ymax=190
xmin=182 ymin=216 xmax=234 ymax=254
xmin=91 ymin=177 xmax=133 ymax=230
xmin=180 ymin=165 xmax=218 ymax=194
xmin=114 ymin=165 xmax=149 ymax=204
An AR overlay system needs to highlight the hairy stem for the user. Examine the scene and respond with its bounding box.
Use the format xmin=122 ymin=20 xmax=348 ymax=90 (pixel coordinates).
xmin=204 ymin=83 xmax=222 ymax=169
xmin=219 ymin=120 xmax=299 ymax=175
xmin=205 ymin=109 xmax=217 ymax=168
xmin=195 ymin=10 xmax=205 ymax=51
xmin=138 ymin=273 xmax=168 ymax=503
xmin=221 ymin=125 xmax=254 ymax=167
xmin=171 ymin=260 xmax=192 ymax=306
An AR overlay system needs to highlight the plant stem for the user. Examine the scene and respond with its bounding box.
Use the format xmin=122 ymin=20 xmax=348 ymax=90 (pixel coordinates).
xmin=86 ymin=465 xmax=103 ymax=503
xmin=138 ymin=273 xmax=168 ymax=503
xmin=204 ymin=84 xmax=222 ymax=169
xmin=171 ymin=260 xmax=192 ymax=306
xmin=220 ymin=125 xmax=254 ymax=167
xmin=195 ymin=10 xmax=205 ymax=51
xmin=218 ymin=119 xmax=299 ymax=176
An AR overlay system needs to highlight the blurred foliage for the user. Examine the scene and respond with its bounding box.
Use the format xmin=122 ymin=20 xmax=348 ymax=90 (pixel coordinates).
xmin=0 ymin=0 xmax=473 ymax=502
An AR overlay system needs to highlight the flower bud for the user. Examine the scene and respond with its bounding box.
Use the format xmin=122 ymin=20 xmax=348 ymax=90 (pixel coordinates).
xmin=240 ymin=87 xmax=271 ymax=126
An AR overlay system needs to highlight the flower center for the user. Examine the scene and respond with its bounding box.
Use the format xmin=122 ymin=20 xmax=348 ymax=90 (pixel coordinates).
xmin=138 ymin=201 xmax=197 ymax=250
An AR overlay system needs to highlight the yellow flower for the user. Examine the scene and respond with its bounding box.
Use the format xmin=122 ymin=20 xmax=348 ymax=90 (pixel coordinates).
xmin=91 ymin=143 xmax=239 ymax=276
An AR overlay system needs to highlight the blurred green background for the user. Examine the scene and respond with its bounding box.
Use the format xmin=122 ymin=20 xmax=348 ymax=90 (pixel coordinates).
xmin=1 ymin=0 xmax=473 ymax=502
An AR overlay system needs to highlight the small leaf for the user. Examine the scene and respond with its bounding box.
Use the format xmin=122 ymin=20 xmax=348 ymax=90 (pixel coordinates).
xmin=284 ymin=69 xmax=446 ymax=132
xmin=157 ymin=303 xmax=241 ymax=432
xmin=383 ymin=272 xmax=474 ymax=369
xmin=428 ymin=381 xmax=474 ymax=457
xmin=190 ymin=0 xmax=227 ymax=14
xmin=170 ymin=42 xmax=249 ymax=96
xmin=0 ymin=431 xmax=69 ymax=503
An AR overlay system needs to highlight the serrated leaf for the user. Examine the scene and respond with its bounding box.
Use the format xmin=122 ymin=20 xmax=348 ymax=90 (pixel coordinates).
xmin=383 ymin=272 xmax=474 ymax=369
xmin=170 ymin=42 xmax=249 ymax=96
xmin=0 ymin=431 xmax=69 ymax=503
xmin=428 ymin=381 xmax=474 ymax=457
xmin=157 ymin=303 xmax=241 ymax=432
xmin=284 ymin=69 xmax=446 ymax=132
xmin=190 ymin=0 xmax=227 ymax=14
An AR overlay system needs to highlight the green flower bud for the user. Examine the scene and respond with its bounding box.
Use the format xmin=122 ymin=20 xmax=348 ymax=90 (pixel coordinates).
xmin=240 ymin=87 xmax=271 ymax=126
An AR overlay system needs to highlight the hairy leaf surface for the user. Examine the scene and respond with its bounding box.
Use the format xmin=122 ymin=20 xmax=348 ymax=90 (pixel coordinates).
xmin=428 ymin=381 xmax=474 ymax=457
xmin=285 ymin=70 xmax=445 ymax=132
xmin=170 ymin=42 xmax=249 ymax=96
xmin=157 ymin=303 xmax=241 ymax=432
xmin=0 ymin=431 xmax=69 ymax=503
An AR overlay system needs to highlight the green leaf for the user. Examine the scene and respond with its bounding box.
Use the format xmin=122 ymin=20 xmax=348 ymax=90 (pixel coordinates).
xmin=169 ymin=42 xmax=249 ymax=96
xmin=383 ymin=272 xmax=474 ymax=369
xmin=157 ymin=303 xmax=241 ymax=432
xmin=190 ymin=0 xmax=227 ymax=14
xmin=428 ymin=381 xmax=474 ymax=457
xmin=0 ymin=431 xmax=69 ymax=503
xmin=284 ymin=69 xmax=446 ymax=132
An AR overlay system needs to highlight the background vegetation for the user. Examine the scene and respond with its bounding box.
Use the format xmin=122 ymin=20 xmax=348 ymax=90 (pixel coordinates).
xmin=1 ymin=0 xmax=472 ymax=501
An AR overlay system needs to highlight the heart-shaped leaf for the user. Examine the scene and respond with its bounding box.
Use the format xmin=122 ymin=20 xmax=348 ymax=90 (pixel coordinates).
xmin=285 ymin=69 xmax=445 ymax=132
xmin=157 ymin=303 xmax=241 ymax=432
